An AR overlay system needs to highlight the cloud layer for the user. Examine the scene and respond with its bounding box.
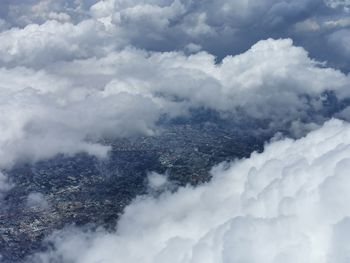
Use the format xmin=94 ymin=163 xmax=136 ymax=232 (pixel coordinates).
xmin=0 ymin=1 xmax=349 ymax=261
xmin=1 ymin=0 xmax=349 ymax=71
xmin=1 ymin=38 xmax=349 ymax=169
xmin=0 ymin=1 xmax=349 ymax=172
xmin=29 ymin=119 xmax=350 ymax=263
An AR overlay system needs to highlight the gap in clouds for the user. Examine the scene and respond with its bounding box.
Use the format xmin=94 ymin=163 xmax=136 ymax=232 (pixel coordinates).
xmin=1 ymin=109 xmax=268 ymax=262
xmin=27 ymin=119 xmax=350 ymax=263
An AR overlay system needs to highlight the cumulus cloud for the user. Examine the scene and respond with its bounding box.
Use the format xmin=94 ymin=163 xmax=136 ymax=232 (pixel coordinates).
xmin=28 ymin=119 xmax=350 ymax=263
xmin=0 ymin=1 xmax=349 ymax=261
xmin=1 ymin=38 xmax=349 ymax=169
xmin=0 ymin=82 xmax=162 ymax=168
xmin=0 ymin=19 xmax=117 ymax=67
xmin=97 ymin=0 xmax=350 ymax=72
xmin=1 ymin=0 xmax=350 ymax=71
xmin=0 ymin=0 xmax=95 ymax=26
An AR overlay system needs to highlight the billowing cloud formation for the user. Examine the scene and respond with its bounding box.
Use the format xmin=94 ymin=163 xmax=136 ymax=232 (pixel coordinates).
xmin=0 ymin=1 xmax=349 ymax=261
xmin=1 ymin=38 xmax=349 ymax=168
xmin=0 ymin=1 xmax=349 ymax=172
xmin=30 ymin=119 xmax=350 ymax=263
xmin=1 ymin=0 xmax=349 ymax=71
xmin=0 ymin=19 xmax=117 ymax=67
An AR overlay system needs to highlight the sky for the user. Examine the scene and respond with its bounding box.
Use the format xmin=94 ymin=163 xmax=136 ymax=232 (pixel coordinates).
xmin=0 ymin=0 xmax=349 ymax=262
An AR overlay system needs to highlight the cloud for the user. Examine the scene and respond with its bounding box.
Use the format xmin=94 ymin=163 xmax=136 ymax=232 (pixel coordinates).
xmin=26 ymin=192 xmax=50 ymax=210
xmin=28 ymin=118 xmax=350 ymax=263
xmin=147 ymin=172 xmax=168 ymax=190
xmin=0 ymin=1 xmax=349 ymax=261
xmin=328 ymin=29 xmax=350 ymax=59
xmin=325 ymin=0 xmax=350 ymax=11
xmin=1 ymin=0 xmax=349 ymax=71
xmin=147 ymin=172 xmax=177 ymax=194
xmin=0 ymin=19 xmax=117 ymax=67
xmin=0 ymin=0 xmax=96 ymax=26
xmin=0 ymin=171 xmax=12 ymax=201
xmin=0 ymin=84 xmax=162 ymax=168
xmin=0 ymin=38 xmax=349 ymax=169
xmin=2 ymin=38 xmax=348 ymax=223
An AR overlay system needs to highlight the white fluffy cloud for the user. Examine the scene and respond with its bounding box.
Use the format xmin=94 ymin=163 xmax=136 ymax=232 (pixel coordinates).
xmin=0 ymin=81 xmax=162 ymax=167
xmin=29 ymin=119 xmax=350 ymax=263
xmin=0 ymin=38 xmax=349 ymax=168
xmin=0 ymin=1 xmax=349 ymax=261
xmin=0 ymin=19 xmax=117 ymax=67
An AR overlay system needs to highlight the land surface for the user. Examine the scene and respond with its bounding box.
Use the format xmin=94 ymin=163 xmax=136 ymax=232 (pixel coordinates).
xmin=0 ymin=114 xmax=267 ymax=262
